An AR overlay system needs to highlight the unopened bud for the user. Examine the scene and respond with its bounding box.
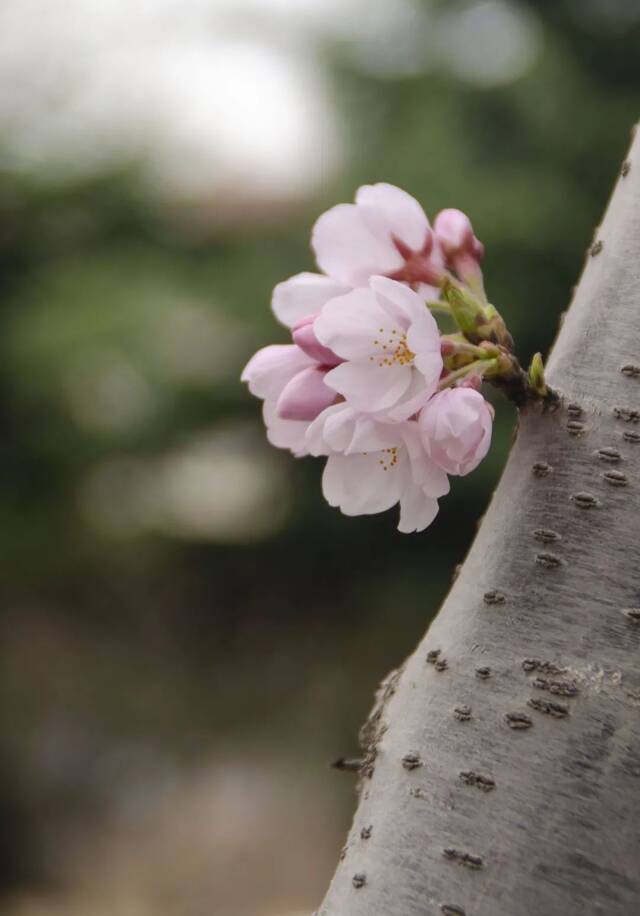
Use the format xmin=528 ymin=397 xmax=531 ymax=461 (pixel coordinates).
xmin=434 ymin=209 xmax=482 ymax=260
xmin=440 ymin=333 xmax=477 ymax=371
xmin=484 ymin=306 xmax=513 ymax=350
xmin=292 ymin=315 xmax=342 ymax=366
xmin=443 ymin=281 xmax=512 ymax=350
xmin=434 ymin=208 xmax=484 ymax=292
xmin=527 ymin=352 xmax=547 ymax=397
xmin=478 ymin=341 xmax=501 ymax=358
xmin=442 ymin=280 xmax=484 ymax=338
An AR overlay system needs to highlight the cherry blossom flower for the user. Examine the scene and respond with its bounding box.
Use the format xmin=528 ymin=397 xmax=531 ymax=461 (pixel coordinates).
xmin=314 ymin=276 xmax=443 ymax=420
xmin=419 ymin=387 xmax=493 ymax=476
xmin=306 ymin=402 xmax=450 ymax=533
xmin=240 ymin=182 xmax=512 ymax=533
xmin=311 ymin=183 xmax=445 ymax=296
xmin=271 ymin=190 xmax=485 ymax=325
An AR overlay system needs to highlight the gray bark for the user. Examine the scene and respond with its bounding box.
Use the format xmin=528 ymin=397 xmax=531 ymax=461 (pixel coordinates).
xmin=317 ymin=129 xmax=640 ymax=916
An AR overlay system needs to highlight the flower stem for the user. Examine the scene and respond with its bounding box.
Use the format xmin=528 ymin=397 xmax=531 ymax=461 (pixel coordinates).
xmin=453 ymin=339 xmax=495 ymax=359
xmin=425 ymin=300 xmax=453 ymax=316
xmin=438 ymin=358 xmax=497 ymax=391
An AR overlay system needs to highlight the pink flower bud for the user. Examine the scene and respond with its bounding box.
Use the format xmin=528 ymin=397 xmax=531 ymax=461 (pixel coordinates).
xmin=419 ymin=387 xmax=492 ymax=476
xmin=433 ymin=209 xmax=483 ymax=260
xmin=291 ymin=315 xmax=342 ymax=367
xmin=276 ymin=366 xmax=337 ymax=421
xmin=434 ymin=209 xmax=484 ymax=290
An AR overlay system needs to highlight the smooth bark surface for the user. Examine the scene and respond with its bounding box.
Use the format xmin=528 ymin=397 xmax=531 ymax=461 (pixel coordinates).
xmin=318 ymin=129 xmax=640 ymax=916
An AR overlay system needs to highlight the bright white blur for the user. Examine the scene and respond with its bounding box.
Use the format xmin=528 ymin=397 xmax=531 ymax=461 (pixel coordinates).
xmin=0 ymin=0 xmax=541 ymax=202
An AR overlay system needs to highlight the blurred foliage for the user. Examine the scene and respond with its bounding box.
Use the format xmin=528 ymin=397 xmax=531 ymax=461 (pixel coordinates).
xmin=1 ymin=1 xmax=640 ymax=909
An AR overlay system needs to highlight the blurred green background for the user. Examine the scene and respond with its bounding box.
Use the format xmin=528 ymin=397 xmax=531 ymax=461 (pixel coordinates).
xmin=0 ymin=1 xmax=638 ymax=913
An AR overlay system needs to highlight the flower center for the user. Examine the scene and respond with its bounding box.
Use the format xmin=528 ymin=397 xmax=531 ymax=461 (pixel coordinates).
xmin=378 ymin=446 xmax=399 ymax=471
xmin=387 ymin=233 xmax=444 ymax=287
xmin=370 ymin=327 xmax=415 ymax=368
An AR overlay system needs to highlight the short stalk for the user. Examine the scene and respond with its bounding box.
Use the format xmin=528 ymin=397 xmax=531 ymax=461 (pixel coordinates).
xmin=438 ymin=357 xmax=497 ymax=390
xmin=425 ymin=301 xmax=453 ymax=316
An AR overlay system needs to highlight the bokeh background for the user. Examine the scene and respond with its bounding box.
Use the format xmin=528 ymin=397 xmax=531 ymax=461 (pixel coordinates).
xmin=1 ymin=1 xmax=639 ymax=914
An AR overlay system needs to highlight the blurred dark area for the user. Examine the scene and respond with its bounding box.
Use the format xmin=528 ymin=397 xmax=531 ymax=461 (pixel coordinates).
xmin=0 ymin=1 xmax=639 ymax=913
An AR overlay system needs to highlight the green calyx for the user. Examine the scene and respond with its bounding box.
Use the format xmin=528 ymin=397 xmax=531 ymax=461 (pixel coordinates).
xmin=527 ymin=352 xmax=548 ymax=397
xmin=441 ymin=278 xmax=513 ymax=350
xmin=438 ymin=358 xmax=498 ymax=391
xmin=434 ymin=278 xmax=552 ymax=407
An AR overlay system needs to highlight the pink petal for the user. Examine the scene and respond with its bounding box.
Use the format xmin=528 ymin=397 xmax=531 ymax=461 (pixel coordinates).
xmin=379 ymin=371 xmax=432 ymax=422
xmin=406 ymin=309 xmax=441 ymax=355
xmin=369 ymin=275 xmax=426 ymax=326
xmin=433 ymin=208 xmax=475 ymax=255
xmin=416 ymin=282 xmax=441 ymax=300
xmin=263 ymin=399 xmax=309 ymax=457
xmin=407 ymin=312 xmax=444 ymax=390
xmin=291 ymin=317 xmax=342 ymax=366
xmin=319 ymin=405 xmax=360 ymax=454
xmin=433 ymin=210 xmax=483 ymax=285
xmin=306 ymin=404 xmax=352 ymax=456
xmin=355 ymin=183 xmax=430 ymax=253
xmin=323 ymin=360 xmax=411 ymax=413
xmin=402 ymin=424 xmax=450 ymax=497
xmin=312 ymin=203 xmax=402 ymax=286
xmin=271 ymin=272 xmax=349 ymax=328
xmin=322 ymin=453 xmax=404 ymax=516
xmin=241 ymin=344 xmax=313 ymax=400
xmin=412 ymin=351 xmax=443 ymax=391
xmin=307 ymin=404 xmax=400 ymax=456
xmin=345 ymin=415 xmax=400 ymax=455
xmin=276 ymin=366 xmax=336 ymax=421
xmin=398 ymin=483 xmax=439 ymax=533
xmin=314 ymin=287 xmax=395 ymax=361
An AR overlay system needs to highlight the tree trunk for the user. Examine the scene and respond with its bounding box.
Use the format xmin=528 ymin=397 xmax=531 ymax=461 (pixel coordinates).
xmin=317 ymin=128 xmax=640 ymax=916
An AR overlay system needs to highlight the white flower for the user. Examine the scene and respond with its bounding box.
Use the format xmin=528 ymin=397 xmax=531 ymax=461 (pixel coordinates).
xmin=241 ymin=183 xmax=497 ymax=534
xmin=311 ymin=183 xmax=444 ymax=293
xmin=307 ymin=403 xmax=449 ymax=533
xmin=313 ymin=276 xmax=443 ymax=420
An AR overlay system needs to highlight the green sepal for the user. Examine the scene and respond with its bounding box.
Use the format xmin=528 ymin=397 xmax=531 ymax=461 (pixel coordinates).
xmin=442 ymin=280 xmax=513 ymax=349
xmin=527 ymin=352 xmax=547 ymax=396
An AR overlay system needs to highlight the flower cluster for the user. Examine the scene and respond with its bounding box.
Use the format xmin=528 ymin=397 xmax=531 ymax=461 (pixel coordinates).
xmin=242 ymin=183 xmax=504 ymax=533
